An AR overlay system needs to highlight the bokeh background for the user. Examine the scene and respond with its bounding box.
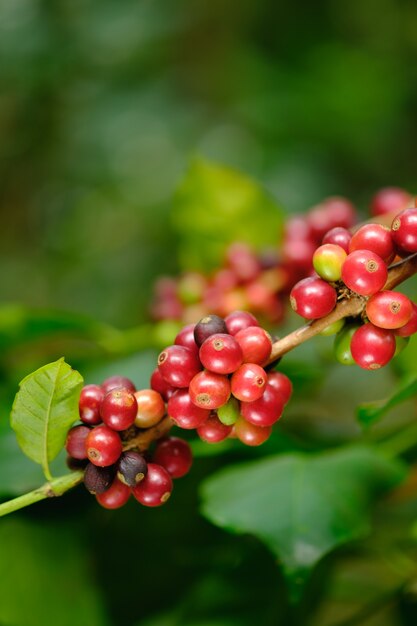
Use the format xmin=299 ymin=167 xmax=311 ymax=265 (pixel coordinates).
xmin=1 ymin=1 xmax=417 ymax=625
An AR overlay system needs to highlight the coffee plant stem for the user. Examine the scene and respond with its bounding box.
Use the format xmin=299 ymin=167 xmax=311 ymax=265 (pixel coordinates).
xmin=0 ymin=471 xmax=84 ymax=517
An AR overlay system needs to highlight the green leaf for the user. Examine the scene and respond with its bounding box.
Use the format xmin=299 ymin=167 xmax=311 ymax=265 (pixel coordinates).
xmin=200 ymin=446 xmax=405 ymax=600
xmin=10 ymin=358 xmax=83 ymax=480
xmin=172 ymin=157 xmax=284 ymax=271
xmin=0 ymin=518 xmax=108 ymax=626
xmin=357 ymin=375 xmax=417 ymax=427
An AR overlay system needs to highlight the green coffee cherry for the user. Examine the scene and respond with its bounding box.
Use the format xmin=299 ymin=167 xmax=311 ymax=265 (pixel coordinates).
xmin=313 ymin=244 xmax=347 ymax=282
xmin=334 ymin=323 xmax=361 ymax=365
xmin=320 ymin=318 xmax=345 ymax=336
xmin=217 ymin=396 xmax=240 ymax=426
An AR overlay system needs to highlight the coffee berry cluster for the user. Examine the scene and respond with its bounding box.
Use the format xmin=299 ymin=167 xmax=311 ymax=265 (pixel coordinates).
xmin=151 ymin=188 xmax=411 ymax=328
xmin=65 ymin=311 xmax=292 ymax=510
xmin=66 ymin=375 xmax=193 ymax=510
xmin=290 ymin=205 xmax=417 ymax=370
xmin=157 ymin=311 xmax=292 ymax=446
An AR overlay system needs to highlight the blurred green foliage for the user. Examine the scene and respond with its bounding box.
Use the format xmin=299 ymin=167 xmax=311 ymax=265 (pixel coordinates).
xmin=1 ymin=1 xmax=417 ymax=625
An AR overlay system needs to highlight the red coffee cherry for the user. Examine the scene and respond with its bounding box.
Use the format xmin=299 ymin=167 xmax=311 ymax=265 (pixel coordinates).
xmin=395 ymin=302 xmax=417 ymax=337
xmin=391 ymin=208 xmax=417 ymax=253
xmin=197 ymin=413 xmax=233 ymax=443
xmin=101 ymin=389 xmax=138 ymax=431
xmin=174 ymin=324 xmax=199 ymax=356
xmin=65 ymin=425 xmax=90 ymax=460
xmin=226 ymin=242 xmax=261 ymax=282
xmin=371 ymin=187 xmax=411 ymax=216
xmin=290 ymin=277 xmax=337 ymax=319
xmin=167 ymin=389 xmax=210 ymax=429
xmin=132 ymin=463 xmax=173 ymax=507
xmin=86 ymin=425 xmax=122 ymax=467
xmin=224 ymin=310 xmax=260 ymax=335
xmin=79 ymin=384 xmax=104 ymax=425
xmin=153 ymin=437 xmax=193 ymax=478
xmin=240 ymin=384 xmax=284 ymax=427
xmin=349 ymin=224 xmax=395 ymax=264
xmin=313 ymin=244 xmax=347 ymax=282
xmin=231 ymin=363 xmax=267 ymax=402
xmin=234 ymin=326 xmax=272 ymax=365
xmin=366 ymin=291 xmax=412 ymax=329
xmin=282 ymin=239 xmax=315 ymax=273
xmin=322 ymin=227 xmax=351 ymax=253
xmin=150 ymin=368 xmax=175 ymax=402
xmin=194 ymin=315 xmax=227 ymax=347
xmin=134 ymin=389 xmax=165 ymax=428
xmin=102 ymin=375 xmax=136 ymax=394
xmin=350 ymin=323 xmax=396 ymax=370
xmin=267 ymin=372 xmax=293 ymax=404
xmin=307 ymin=197 xmax=356 ymax=241
xmin=199 ymin=333 xmax=243 ymax=374
xmin=157 ymin=345 xmax=202 ymax=388
xmin=96 ymin=478 xmax=131 ymax=510
xmin=234 ymin=417 xmax=272 ymax=446
xmin=341 ymin=250 xmax=387 ymax=296
xmin=189 ymin=371 xmax=231 ymax=410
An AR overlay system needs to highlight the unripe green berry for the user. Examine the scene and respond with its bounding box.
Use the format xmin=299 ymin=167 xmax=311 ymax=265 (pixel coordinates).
xmin=313 ymin=244 xmax=347 ymax=282
xmin=333 ymin=323 xmax=361 ymax=365
xmin=217 ymin=396 xmax=240 ymax=426
xmin=320 ymin=318 xmax=345 ymax=336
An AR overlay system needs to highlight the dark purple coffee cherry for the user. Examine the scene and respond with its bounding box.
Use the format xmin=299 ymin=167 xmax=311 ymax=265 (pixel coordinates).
xmin=83 ymin=463 xmax=116 ymax=494
xmin=117 ymin=451 xmax=148 ymax=487
xmin=194 ymin=315 xmax=227 ymax=347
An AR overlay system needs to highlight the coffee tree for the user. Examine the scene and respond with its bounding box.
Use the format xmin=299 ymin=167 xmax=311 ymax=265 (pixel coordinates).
xmin=1 ymin=160 xmax=417 ymax=625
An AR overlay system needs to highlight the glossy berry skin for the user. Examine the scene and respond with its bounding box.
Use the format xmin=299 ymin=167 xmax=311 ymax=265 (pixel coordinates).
xmin=189 ymin=371 xmax=231 ymax=410
xmin=350 ymin=323 xmax=396 ymax=370
xmin=371 ymin=187 xmax=411 ymax=216
xmin=102 ymin=375 xmax=136 ymax=395
xmin=65 ymin=425 xmax=90 ymax=459
xmin=395 ymin=302 xmax=417 ymax=337
xmin=313 ymin=244 xmax=347 ymax=282
xmin=217 ymin=396 xmax=240 ymax=425
xmin=134 ymin=389 xmax=165 ymax=428
xmin=349 ymin=224 xmax=395 ymax=264
xmin=290 ymin=277 xmax=337 ymax=319
xmin=194 ymin=315 xmax=227 ymax=347
xmin=224 ymin=310 xmax=260 ymax=335
xmin=167 ymin=389 xmax=210 ymax=429
xmin=267 ymin=372 xmax=292 ymax=405
xmin=153 ymin=437 xmax=193 ymax=478
xmin=174 ymin=324 xmax=199 ymax=356
xmin=132 ymin=463 xmax=173 ymax=507
xmin=150 ymin=368 xmax=175 ymax=402
xmin=231 ymin=363 xmax=267 ymax=402
xmin=157 ymin=345 xmax=202 ymax=388
xmin=86 ymin=425 xmax=122 ymax=467
xmin=234 ymin=417 xmax=272 ymax=446
xmin=322 ymin=227 xmax=352 ymax=253
xmin=84 ymin=463 xmax=115 ymax=494
xmin=117 ymin=451 xmax=148 ymax=486
xmin=333 ymin=324 xmax=361 ymax=366
xmin=197 ymin=413 xmax=233 ymax=443
xmin=366 ymin=291 xmax=412 ymax=329
xmin=240 ymin=384 xmax=284 ymax=427
xmin=79 ymin=384 xmax=104 ymax=425
xmin=234 ymin=326 xmax=272 ymax=365
xmin=96 ymin=478 xmax=131 ymax=510
xmin=391 ymin=208 xmax=417 ymax=253
xmin=199 ymin=333 xmax=243 ymax=374
xmin=341 ymin=250 xmax=387 ymax=296
xmin=100 ymin=389 xmax=138 ymax=431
